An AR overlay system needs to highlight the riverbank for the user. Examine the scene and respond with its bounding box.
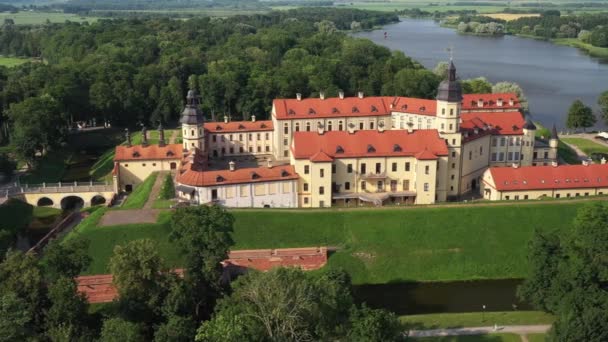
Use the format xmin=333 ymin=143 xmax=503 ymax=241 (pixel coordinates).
xmin=401 ymin=311 xmax=554 ymax=330
xmin=552 ymin=38 xmax=608 ymax=60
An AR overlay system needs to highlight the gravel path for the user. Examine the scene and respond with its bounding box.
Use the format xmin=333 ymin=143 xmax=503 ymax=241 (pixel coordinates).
xmin=144 ymin=172 xmax=168 ymax=209
xmin=168 ymin=129 xmax=179 ymax=144
xmin=408 ymin=324 xmax=551 ymax=338
xmin=99 ymin=209 xmax=161 ymax=226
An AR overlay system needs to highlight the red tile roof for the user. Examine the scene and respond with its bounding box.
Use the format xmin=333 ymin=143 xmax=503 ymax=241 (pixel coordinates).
xmin=292 ymin=129 xmax=448 ymax=160
xmin=461 ymin=111 xmax=526 ymax=136
xmin=309 ymin=150 xmax=334 ymax=163
xmin=77 ymin=247 xmax=327 ymax=303
xmin=273 ymin=96 xmax=391 ymax=120
xmin=390 ymin=97 xmax=437 ymax=116
xmin=204 ymin=120 xmax=273 ymax=133
xmin=114 ymin=144 xmax=183 ymax=162
xmin=177 ymin=164 xmax=299 ymax=187
xmin=462 ymin=93 xmax=521 ymax=111
xmin=487 ymin=164 xmax=608 ymax=191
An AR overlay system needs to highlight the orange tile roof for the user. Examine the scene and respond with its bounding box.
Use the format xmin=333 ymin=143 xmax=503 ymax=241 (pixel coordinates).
xmin=461 ymin=111 xmax=526 ymax=136
xmin=114 ymin=144 xmax=183 ymax=162
xmin=309 ymin=150 xmax=334 ymax=163
xmin=292 ymin=129 xmax=448 ymax=160
xmin=487 ymin=164 xmax=608 ymax=191
xmin=462 ymin=93 xmax=521 ymax=111
xmin=273 ymin=96 xmax=391 ymax=120
xmin=390 ymin=97 xmax=437 ymax=116
xmin=204 ymin=120 xmax=273 ymax=133
xmin=177 ymin=164 xmax=299 ymax=187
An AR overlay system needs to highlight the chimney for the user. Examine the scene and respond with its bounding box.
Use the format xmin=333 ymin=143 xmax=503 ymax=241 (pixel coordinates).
xmin=317 ymin=122 xmax=325 ymax=135
xmin=319 ymin=91 xmax=325 ymax=100
xmin=477 ymin=99 xmax=484 ymax=108
xmin=551 ymin=160 xmax=558 ymax=167
xmin=224 ymin=115 xmax=228 ymax=123
xmin=338 ymin=90 xmax=344 ymax=99
xmin=602 ymin=157 xmax=606 ymax=165
xmin=251 ymin=115 xmax=256 ymax=122
xmin=296 ymin=93 xmax=302 ymax=101
xmin=125 ymin=128 xmax=131 ymax=147
xmin=497 ymin=98 xmax=503 ymax=107
xmin=357 ymin=91 xmax=364 ymax=99
xmin=509 ymin=98 xmax=514 ymax=106
xmin=229 ymin=161 xmax=236 ymax=171
xmin=347 ymin=122 xmax=355 ymax=134
xmin=267 ymin=159 xmax=273 ymax=168
xmin=158 ymin=123 xmax=166 ymax=147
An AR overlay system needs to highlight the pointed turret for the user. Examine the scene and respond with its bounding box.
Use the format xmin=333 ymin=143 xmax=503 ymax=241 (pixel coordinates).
xmin=125 ymin=128 xmax=131 ymax=147
xmin=437 ymin=61 xmax=462 ymax=102
xmin=523 ymin=116 xmax=537 ymax=130
xmin=180 ymin=89 xmax=204 ymax=125
xmin=551 ymin=124 xmax=558 ymax=140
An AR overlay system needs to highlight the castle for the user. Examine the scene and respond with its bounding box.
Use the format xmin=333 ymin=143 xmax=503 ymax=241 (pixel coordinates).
xmin=113 ymin=62 xmax=585 ymax=208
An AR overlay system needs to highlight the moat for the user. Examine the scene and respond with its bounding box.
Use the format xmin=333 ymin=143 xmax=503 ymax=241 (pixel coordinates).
xmin=354 ymin=19 xmax=608 ymax=130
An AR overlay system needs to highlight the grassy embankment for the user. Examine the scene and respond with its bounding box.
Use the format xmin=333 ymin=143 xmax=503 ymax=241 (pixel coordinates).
xmin=121 ymin=172 xmax=158 ymax=209
xmin=560 ymin=137 xmax=608 ymax=161
xmin=535 ymin=123 xmax=579 ymax=165
xmin=152 ymin=173 xmax=176 ymax=209
xmin=0 ymin=57 xmax=31 ymax=67
xmin=401 ymin=311 xmax=554 ymax=329
xmin=0 ymin=12 xmax=98 ymax=25
xmin=552 ymin=38 xmax=608 ymax=60
xmin=68 ymin=199 xmax=593 ymax=281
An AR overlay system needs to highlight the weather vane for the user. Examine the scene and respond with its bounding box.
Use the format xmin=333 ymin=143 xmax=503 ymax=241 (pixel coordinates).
xmin=446 ymin=45 xmax=454 ymax=61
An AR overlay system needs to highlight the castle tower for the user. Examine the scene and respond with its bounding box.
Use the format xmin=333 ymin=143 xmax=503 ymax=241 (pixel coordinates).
xmin=522 ymin=116 xmax=537 ymax=166
xmin=549 ymin=124 xmax=559 ymax=162
xmin=180 ymin=89 xmax=205 ymax=152
xmin=436 ymin=61 xmax=463 ymax=200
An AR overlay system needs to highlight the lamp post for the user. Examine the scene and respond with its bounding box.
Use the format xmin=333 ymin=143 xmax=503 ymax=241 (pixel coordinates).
xmin=482 ymin=305 xmax=486 ymax=322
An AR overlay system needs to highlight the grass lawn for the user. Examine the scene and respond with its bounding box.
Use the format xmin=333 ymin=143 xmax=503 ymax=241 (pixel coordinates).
xmin=560 ymin=137 xmax=608 ymax=161
xmin=526 ymin=333 xmax=547 ymax=342
xmin=0 ymin=12 xmax=99 ymax=25
xmin=121 ymin=173 xmax=158 ymax=209
xmin=68 ymin=200 xmax=595 ymax=282
xmin=553 ymin=38 xmax=608 ymax=59
xmin=400 ymin=311 xmax=555 ymax=330
xmin=412 ymin=334 xmax=522 ymax=342
xmin=33 ymin=206 xmax=62 ymax=219
xmin=558 ymin=141 xmax=579 ymax=165
xmin=0 ymin=56 xmax=31 ymax=67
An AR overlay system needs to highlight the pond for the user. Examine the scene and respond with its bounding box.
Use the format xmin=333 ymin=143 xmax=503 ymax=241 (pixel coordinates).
xmin=353 ymin=19 xmax=608 ymax=130
xmin=353 ymin=279 xmax=529 ymax=315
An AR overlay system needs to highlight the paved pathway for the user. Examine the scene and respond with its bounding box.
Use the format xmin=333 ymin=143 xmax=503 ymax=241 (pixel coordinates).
xmin=144 ymin=172 xmax=168 ymax=209
xmin=99 ymin=209 xmax=161 ymax=226
xmin=408 ymin=324 xmax=551 ymax=340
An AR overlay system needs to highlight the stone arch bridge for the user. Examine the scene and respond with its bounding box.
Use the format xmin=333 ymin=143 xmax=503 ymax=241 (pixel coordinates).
xmin=6 ymin=181 xmax=116 ymax=209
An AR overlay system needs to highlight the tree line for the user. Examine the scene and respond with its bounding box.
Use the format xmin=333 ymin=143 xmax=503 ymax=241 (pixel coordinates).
xmin=0 ymin=205 xmax=404 ymax=341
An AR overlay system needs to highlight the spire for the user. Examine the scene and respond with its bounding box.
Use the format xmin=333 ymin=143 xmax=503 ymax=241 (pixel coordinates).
xmin=158 ymin=123 xmax=166 ymax=147
xmin=436 ymin=60 xmax=462 ymax=102
xmin=523 ymin=116 xmax=536 ymax=130
xmin=551 ymin=124 xmax=559 ymax=140
xmin=180 ymin=89 xmax=204 ymax=125
xmin=125 ymin=128 xmax=131 ymax=147
xmin=141 ymin=125 xmax=148 ymax=147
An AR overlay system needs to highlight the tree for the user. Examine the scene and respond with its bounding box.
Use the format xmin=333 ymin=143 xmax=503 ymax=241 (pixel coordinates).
xmin=519 ymin=202 xmax=608 ymax=341
xmin=347 ymin=305 xmax=404 ymax=342
xmin=44 ymin=277 xmax=92 ymax=341
xmin=461 ymin=77 xmax=492 ymax=94
xmin=42 ymin=236 xmax=91 ymax=282
xmin=0 ymin=292 xmax=32 ymax=342
xmin=100 ymin=318 xmax=144 ymax=342
xmin=433 ymin=61 xmax=449 ymax=79
xmin=0 ymin=250 xmax=45 ymax=320
xmin=598 ymin=90 xmax=608 ymax=125
xmin=566 ymin=99 xmax=596 ymax=131
xmin=154 ymin=315 xmax=197 ymax=342
xmin=170 ymin=205 xmax=234 ymax=320
xmin=0 ymin=154 xmax=16 ymax=182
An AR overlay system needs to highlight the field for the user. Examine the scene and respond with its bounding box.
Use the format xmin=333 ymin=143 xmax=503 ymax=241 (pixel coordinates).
xmin=561 ymin=137 xmax=608 ymax=161
xmin=0 ymin=12 xmax=99 ymax=25
xmin=484 ymin=13 xmax=540 ymax=21
xmin=401 ymin=311 xmax=554 ymax=329
xmin=68 ymin=200 xmax=595 ymax=282
xmin=0 ymin=57 xmax=31 ymax=67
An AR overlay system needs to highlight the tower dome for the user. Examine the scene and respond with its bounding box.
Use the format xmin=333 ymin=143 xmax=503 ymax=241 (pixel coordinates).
xmin=180 ymin=89 xmax=204 ymax=125
xmin=436 ymin=61 xmax=463 ymax=102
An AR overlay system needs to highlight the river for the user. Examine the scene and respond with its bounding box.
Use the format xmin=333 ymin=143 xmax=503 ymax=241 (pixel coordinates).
xmin=353 ymin=19 xmax=608 ymax=130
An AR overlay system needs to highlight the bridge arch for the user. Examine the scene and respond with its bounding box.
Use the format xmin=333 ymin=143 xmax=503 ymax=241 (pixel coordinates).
xmin=90 ymin=195 xmax=107 ymax=206
xmin=60 ymin=196 xmax=85 ymax=211
xmin=37 ymin=197 xmax=54 ymax=207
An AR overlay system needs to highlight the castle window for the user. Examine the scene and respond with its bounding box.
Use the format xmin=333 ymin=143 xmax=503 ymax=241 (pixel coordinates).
xmin=352 ymin=106 xmax=359 ymax=113
xmin=191 ymin=130 xmax=194 ymax=136
xmin=336 ymin=145 xmax=344 ymax=154
xmin=288 ymin=109 xmax=296 ymax=115
xmin=367 ymin=145 xmax=376 ymax=153
xmin=450 ymin=109 xmax=454 ymax=115
xmin=332 ymin=107 xmax=339 ymax=114
xmin=295 ymin=123 xmax=300 ymax=131
xmin=216 ymin=176 xmax=225 ymax=182
xmin=393 ymin=144 xmax=402 ymax=152
xmin=308 ymin=108 xmax=316 ymax=115
xmin=281 ymin=170 xmax=290 ymax=177
xmin=328 ymin=121 xmax=333 ymax=131
xmin=261 ymin=123 xmax=267 ymax=128
xmin=371 ymin=105 xmax=378 ymax=112
xmin=304 ymin=165 xmax=309 ymax=174
xmin=401 ymin=104 xmax=408 ymax=110
xmin=251 ymin=172 xmax=260 ymax=180
xmin=338 ymin=121 xmax=343 ymax=131
xmin=442 ymin=108 xmax=445 ymax=115
xmin=132 ymin=151 xmax=140 ymax=158
xmin=238 ymin=124 xmax=245 ymax=130
xmin=284 ymin=123 xmax=288 ymax=134
xmin=306 ymin=122 xmax=311 ymax=131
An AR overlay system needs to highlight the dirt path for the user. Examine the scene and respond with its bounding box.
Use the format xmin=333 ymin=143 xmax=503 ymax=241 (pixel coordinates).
xmin=168 ymin=129 xmax=179 ymax=144
xmin=408 ymin=324 xmax=551 ymax=338
xmin=99 ymin=209 xmax=161 ymax=226
xmin=144 ymin=172 xmax=167 ymax=209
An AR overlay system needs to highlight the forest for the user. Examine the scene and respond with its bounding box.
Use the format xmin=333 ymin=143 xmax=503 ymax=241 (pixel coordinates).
xmin=0 ymin=8 xmax=427 ymax=167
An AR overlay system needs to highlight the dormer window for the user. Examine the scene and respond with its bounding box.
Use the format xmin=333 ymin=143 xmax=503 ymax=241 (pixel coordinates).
xmin=352 ymin=106 xmax=359 ymax=113
xmin=288 ymin=109 xmax=296 ymax=115
xmin=216 ymin=175 xmax=225 ymax=182
xmin=308 ymin=108 xmax=316 ymax=115
xmin=166 ymin=151 xmax=174 ymax=157
xmin=512 ymin=125 xmax=519 ymax=131
xmin=238 ymin=124 xmax=245 ymax=129
xmin=371 ymin=105 xmax=378 ymax=112
xmin=401 ymin=104 xmax=408 ymax=110
xmin=261 ymin=123 xmax=267 ymax=128
xmin=132 ymin=151 xmax=140 ymax=157
xmin=216 ymin=125 xmax=222 ymax=130
xmin=251 ymin=172 xmax=260 ymax=180
xmin=478 ymin=99 xmax=484 ymax=107
xmin=336 ymin=145 xmax=344 ymax=154
xmin=419 ymin=106 xmax=425 ymax=112
xmin=393 ymin=144 xmax=402 ymax=152
xmin=281 ymin=170 xmax=289 ymax=177
xmin=332 ymin=107 xmax=340 ymax=114
xmin=367 ymin=144 xmax=376 ymax=153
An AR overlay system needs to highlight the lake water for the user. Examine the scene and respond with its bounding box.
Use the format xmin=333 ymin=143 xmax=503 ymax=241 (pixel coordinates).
xmin=353 ymin=279 xmax=529 ymax=315
xmin=353 ymin=19 xmax=608 ymax=129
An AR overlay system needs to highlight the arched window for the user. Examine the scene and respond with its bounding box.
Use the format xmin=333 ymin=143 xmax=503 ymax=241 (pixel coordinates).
xmin=306 ymin=122 xmax=311 ymax=131
xmin=295 ymin=123 xmax=300 ymax=131
xmin=328 ymin=121 xmax=333 ymax=131
xmin=450 ymin=109 xmax=454 ymax=116
xmin=442 ymin=108 xmax=445 ymax=115
xmin=191 ymin=130 xmax=194 ymax=136
xmin=338 ymin=121 xmax=343 ymax=131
